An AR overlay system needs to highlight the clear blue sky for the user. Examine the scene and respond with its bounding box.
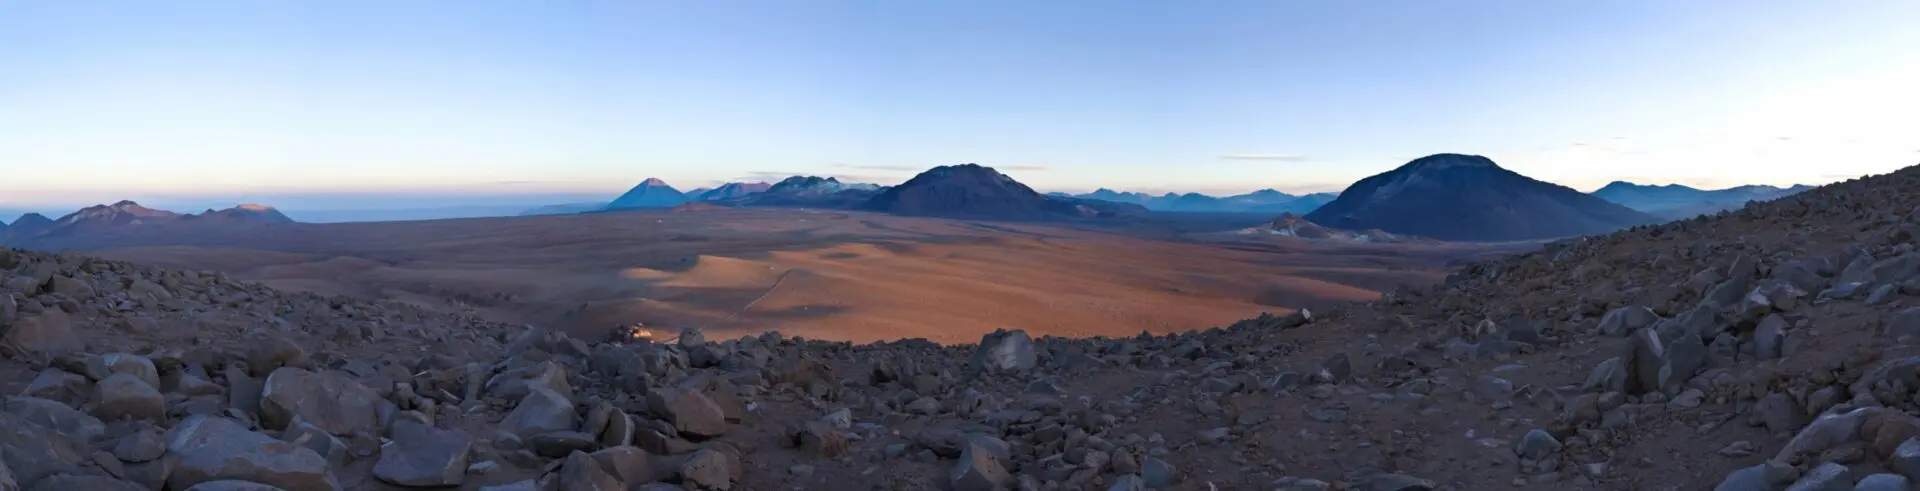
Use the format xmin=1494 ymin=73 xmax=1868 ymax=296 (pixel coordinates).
xmin=2 ymin=1 xmax=1917 ymax=210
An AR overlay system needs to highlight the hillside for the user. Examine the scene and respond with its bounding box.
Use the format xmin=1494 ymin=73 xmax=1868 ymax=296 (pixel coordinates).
xmin=690 ymin=182 xmax=772 ymax=201
xmin=1305 ymin=153 xmax=1660 ymax=241
xmin=720 ymin=176 xmax=885 ymax=208
xmin=1075 ymin=188 xmax=1334 ymax=214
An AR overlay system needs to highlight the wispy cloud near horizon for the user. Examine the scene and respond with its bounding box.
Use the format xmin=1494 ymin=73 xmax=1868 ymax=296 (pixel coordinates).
xmin=1220 ymin=154 xmax=1308 ymax=162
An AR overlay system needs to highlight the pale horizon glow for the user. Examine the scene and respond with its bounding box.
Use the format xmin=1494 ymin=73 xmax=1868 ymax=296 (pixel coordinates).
xmin=2 ymin=1 xmax=1917 ymax=210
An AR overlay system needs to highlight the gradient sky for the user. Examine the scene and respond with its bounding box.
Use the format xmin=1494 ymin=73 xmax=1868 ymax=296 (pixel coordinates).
xmin=3 ymin=1 xmax=1917 ymax=210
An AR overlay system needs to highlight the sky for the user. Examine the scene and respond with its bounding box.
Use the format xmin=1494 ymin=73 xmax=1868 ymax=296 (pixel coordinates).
xmin=2 ymin=1 xmax=1918 ymax=216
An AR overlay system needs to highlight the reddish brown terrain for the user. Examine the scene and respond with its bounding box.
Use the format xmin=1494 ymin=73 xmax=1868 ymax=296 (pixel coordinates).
xmin=4 ymin=164 xmax=1918 ymax=491
xmin=28 ymin=208 xmax=1503 ymax=344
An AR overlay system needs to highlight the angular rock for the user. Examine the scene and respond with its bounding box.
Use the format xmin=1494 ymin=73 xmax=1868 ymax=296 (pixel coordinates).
xmin=527 ymin=431 xmax=598 ymax=458
xmin=1583 ymin=357 xmax=1627 ymax=393
xmin=1892 ymin=438 xmax=1920 ymax=483
xmin=373 ymin=421 xmax=471 ymax=487
xmin=588 ymin=446 xmax=662 ymax=486
xmin=114 ymin=429 xmax=168 ymax=463
xmin=91 ymin=373 xmax=167 ymax=422
xmin=679 ymin=448 xmax=733 ymax=491
xmin=23 ymin=474 xmax=143 ymax=491
xmin=1784 ymin=462 xmax=1849 ymax=491
xmin=950 ymin=442 xmax=1011 ymax=491
xmin=502 ymin=389 xmax=575 ymax=438
xmin=648 ymin=388 xmax=727 ymax=439
xmin=165 ymin=415 xmax=341 ymax=491
xmin=483 ymin=361 xmax=573 ymax=402
xmin=4 ymin=396 xmax=106 ymax=443
xmin=970 ymin=329 xmax=1037 ymax=375
xmin=1755 ymin=314 xmax=1788 ymax=359
xmin=1597 ymin=306 xmax=1660 ymax=337
xmin=1514 ymin=429 xmax=1562 ymax=459
xmin=1855 ymin=474 xmax=1909 ymax=491
xmin=1660 ymin=333 xmax=1707 ymax=393
xmin=0 ymin=412 xmax=86 ymax=488
xmin=20 ymin=369 xmax=90 ymax=406
xmin=1776 ymin=407 xmax=1883 ymax=462
xmin=279 ymin=418 xmax=349 ymax=467
xmin=3 ymin=309 xmax=82 ymax=357
xmin=558 ymin=451 xmax=622 ymax=491
xmin=91 ymin=353 xmax=160 ymax=390
xmin=1142 ymin=457 xmax=1177 ymax=488
xmin=183 ymin=481 xmax=292 ymax=491
xmin=791 ymin=421 xmax=847 ymax=458
xmin=244 ymin=335 xmax=308 ymax=378
xmin=258 ymin=368 xmax=384 ymax=435
xmin=1627 ymin=328 xmax=1665 ymax=395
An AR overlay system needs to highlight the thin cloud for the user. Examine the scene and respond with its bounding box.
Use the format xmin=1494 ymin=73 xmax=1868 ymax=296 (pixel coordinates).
xmin=1219 ymin=153 xmax=1308 ymax=162
xmin=831 ymin=163 xmax=920 ymax=171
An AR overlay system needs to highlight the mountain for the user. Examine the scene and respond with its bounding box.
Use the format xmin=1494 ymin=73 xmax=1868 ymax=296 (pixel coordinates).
xmin=1069 ymin=188 xmax=1331 ymax=213
xmin=519 ymin=202 xmax=605 ymax=216
xmin=42 ymin=200 xmax=182 ymax=237
xmin=1304 ymin=153 xmax=1660 ymax=241
xmin=1248 ymin=192 xmax=1338 ymax=214
xmin=864 ymin=164 xmax=1141 ymax=219
xmin=182 ymin=204 xmax=296 ymax=223
xmin=604 ymin=178 xmax=689 ymax=210
xmin=1591 ymin=181 xmax=1814 ymax=219
xmin=721 ymin=176 xmax=885 ymax=208
xmin=690 ymin=182 xmax=772 ymax=201
xmin=1 ymin=213 xmax=54 ymax=241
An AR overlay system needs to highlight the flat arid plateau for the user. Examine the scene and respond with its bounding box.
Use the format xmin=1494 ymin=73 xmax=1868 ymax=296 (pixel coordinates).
xmin=61 ymin=209 xmax=1520 ymax=343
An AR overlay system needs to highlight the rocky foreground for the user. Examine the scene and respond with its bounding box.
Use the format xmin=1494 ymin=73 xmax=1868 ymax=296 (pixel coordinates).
xmin=4 ymin=166 xmax=1920 ymax=491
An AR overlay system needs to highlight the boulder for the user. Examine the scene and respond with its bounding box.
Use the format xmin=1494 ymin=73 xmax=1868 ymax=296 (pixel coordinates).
xmin=969 ymin=329 xmax=1037 ymax=375
xmin=589 ymin=446 xmax=663 ymax=485
xmin=4 ymin=396 xmax=106 ymax=443
xmin=19 ymin=369 xmax=89 ymax=406
xmin=1776 ymin=408 xmax=1883 ymax=462
xmin=90 ymin=373 xmax=166 ymax=422
xmin=183 ymin=481 xmax=293 ymax=491
xmin=1855 ymin=474 xmax=1910 ymax=491
xmin=648 ymin=388 xmax=727 ymax=439
xmin=0 ymin=412 xmax=88 ymax=487
xmin=23 ymin=474 xmax=143 ymax=491
xmin=3 ymin=309 xmax=82 ymax=356
xmin=1597 ymin=306 xmax=1661 ymax=337
xmin=502 ymin=389 xmax=575 ymax=438
xmin=91 ymin=353 xmax=160 ymax=390
xmin=1755 ymin=314 xmax=1788 ymax=359
xmin=113 ymin=429 xmax=167 ymax=463
xmin=258 ymin=368 xmax=385 ymax=435
xmin=558 ymin=451 xmax=622 ymax=491
xmin=373 ymin=421 xmax=471 ymax=487
xmin=950 ymin=441 xmax=1011 ymax=491
xmin=484 ymin=361 xmax=573 ymax=402
xmin=679 ymin=448 xmax=733 ymax=490
xmin=46 ymin=275 xmax=93 ymax=299
xmin=1783 ymin=462 xmax=1849 ymax=491
xmin=165 ymin=416 xmax=341 ymax=491
xmin=244 ymin=335 xmax=308 ymax=378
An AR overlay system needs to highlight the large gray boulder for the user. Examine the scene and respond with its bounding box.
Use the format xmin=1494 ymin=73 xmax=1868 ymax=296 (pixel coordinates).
xmin=3 ymin=396 xmax=105 ymax=443
xmin=373 ymin=421 xmax=472 ymax=487
xmin=165 ymin=415 xmax=341 ymax=491
xmin=90 ymin=373 xmax=166 ymax=422
xmin=502 ymin=389 xmax=575 ymax=438
xmin=258 ymin=368 xmax=385 ymax=435
xmin=0 ymin=412 xmax=86 ymax=490
xmin=2 ymin=309 xmax=82 ymax=357
xmin=970 ymin=329 xmax=1037 ymax=375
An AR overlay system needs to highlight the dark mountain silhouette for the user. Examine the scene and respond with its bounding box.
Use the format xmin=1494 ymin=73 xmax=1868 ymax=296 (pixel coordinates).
xmin=1304 ymin=153 xmax=1659 ymax=241
xmin=604 ymin=178 xmax=689 ymax=210
xmin=1591 ymin=181 xmax=1813 ymax=220
xmin=865 ymin=164 xmax=1142 ymax=219
xmin=720 ymin=176 xmax=884 ymax=208
xmin=691 ymin=182 xmax=773 ymax=201
xmin=1248 ymin=192 xmax=1338 ymax=214
xmin=182 ymin=204 xmax=297 ymax=223
xmin=1 ymin=213 xmax=54 ymax=241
